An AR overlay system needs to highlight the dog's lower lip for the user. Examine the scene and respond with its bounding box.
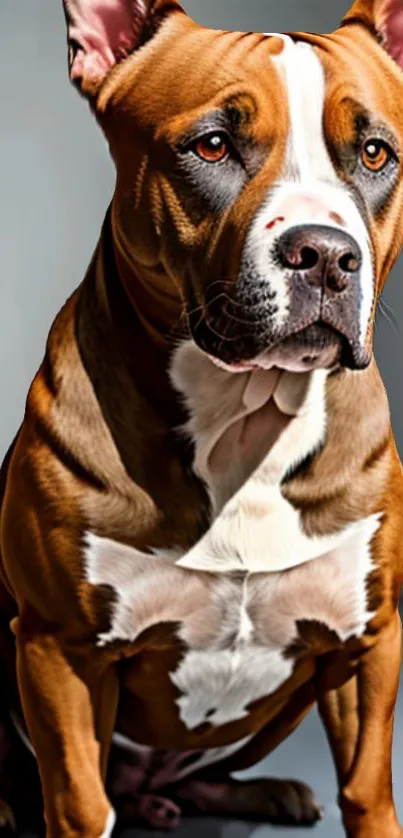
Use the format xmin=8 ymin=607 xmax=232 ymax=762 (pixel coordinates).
xmin=202 ymin=323 xmax=347 ymax=374
xmin=207 ymin=355 xmax=259 ymax=373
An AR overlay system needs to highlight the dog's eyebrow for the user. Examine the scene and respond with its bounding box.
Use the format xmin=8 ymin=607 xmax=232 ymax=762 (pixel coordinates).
xmin=175 ymin=112 xmax=237 ymax=146
xmin=175 ymin=97 xmax=258 ymax=148
xmin=333 ymin=103 xmax=400 ymax=159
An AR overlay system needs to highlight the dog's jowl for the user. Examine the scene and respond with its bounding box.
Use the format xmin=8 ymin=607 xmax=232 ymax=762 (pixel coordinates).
xmin=2 ymin=1 xmax=403 ymax=836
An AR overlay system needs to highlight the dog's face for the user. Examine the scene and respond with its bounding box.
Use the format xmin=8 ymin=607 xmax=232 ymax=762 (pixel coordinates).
xmin=64 ymin=0 xmax=403 ymax=372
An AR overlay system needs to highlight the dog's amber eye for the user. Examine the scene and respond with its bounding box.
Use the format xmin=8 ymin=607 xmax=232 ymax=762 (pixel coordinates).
xmin=362 ymin=139 xmax=391 ymax=172
xmin=195 ymin=133 xmax=229 ymax=163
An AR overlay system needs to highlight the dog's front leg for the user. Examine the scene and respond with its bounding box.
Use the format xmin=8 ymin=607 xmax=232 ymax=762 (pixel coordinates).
xmin=318 ymin=613 xmax=402 ymax=838
xmin=14 ymin=615 xmax=118 ymax=838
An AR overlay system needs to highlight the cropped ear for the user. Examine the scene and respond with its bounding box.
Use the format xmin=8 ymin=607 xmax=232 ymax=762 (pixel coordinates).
xmin=62 ymin=0 xmax=184 ymax=96
xmin=342 ymin=0 xmax=403 ymax=70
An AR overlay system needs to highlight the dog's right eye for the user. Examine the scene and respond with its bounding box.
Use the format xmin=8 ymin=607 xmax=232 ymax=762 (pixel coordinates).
xmin=192 ymin=132 xmax=230 ymax=164
xmin=361 ymin=138 xmax=395 ymax=173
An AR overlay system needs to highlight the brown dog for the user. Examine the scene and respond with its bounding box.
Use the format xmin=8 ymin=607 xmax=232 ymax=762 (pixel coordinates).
xmin=2 ymin=0 xmax=403 ymax=835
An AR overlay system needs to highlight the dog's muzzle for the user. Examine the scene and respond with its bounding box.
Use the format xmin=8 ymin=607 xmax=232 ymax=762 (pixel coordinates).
xmin=190 ymin=223 xmax=369 ymax=373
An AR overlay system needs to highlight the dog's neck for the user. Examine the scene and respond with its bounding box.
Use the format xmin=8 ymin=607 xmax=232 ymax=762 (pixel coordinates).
xmin=97 ymin=206 xmax=184 ymax=425
xmin=110 ymin=203 xmax=183 ymax=351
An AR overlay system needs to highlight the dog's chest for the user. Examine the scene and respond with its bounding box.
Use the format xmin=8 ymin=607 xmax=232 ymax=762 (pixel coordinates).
xmin=87 ymin=517 xmax=378 ymax=732
xmin=86 ymin=345 xmax=380 ymax=732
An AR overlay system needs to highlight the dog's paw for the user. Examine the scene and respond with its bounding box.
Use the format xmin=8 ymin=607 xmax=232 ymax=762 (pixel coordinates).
xmin=0 ymin=800 xmax=16 ymax=835
xmin=138 ymin=795 xmax=181 ymax=831
xmin=259 ymin=778 xmax=322 ymax=825
xmin=116 ymin=793 xmax=182 ymax=832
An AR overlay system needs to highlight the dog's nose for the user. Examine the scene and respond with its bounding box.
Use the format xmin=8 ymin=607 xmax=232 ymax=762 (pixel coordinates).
xmin=276 ymin=224 xmax=362 ymax=293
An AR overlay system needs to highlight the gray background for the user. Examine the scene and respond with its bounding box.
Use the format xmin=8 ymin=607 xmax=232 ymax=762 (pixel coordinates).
xmin=1 ymin=2 xmax=403 ymax=837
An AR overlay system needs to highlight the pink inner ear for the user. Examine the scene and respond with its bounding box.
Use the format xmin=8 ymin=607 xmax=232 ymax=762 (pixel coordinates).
xmin=64 ymin=0 xmax=146 ymax=87
xmin=377 ymin=0 xmax=403 ymax=68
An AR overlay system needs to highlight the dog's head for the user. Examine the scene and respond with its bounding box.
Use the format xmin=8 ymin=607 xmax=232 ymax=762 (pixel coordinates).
xmin=64 ymin=0 xmax=403 ymax=372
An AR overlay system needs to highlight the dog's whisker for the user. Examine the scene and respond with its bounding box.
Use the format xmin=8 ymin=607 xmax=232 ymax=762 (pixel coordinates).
xmin=221 ymin=303 xmax=263 ymax=328
xmin=196 ymin=315 xmax=261 ymax=345
xmin=378 ymin=297 xmax=400 ymax=337
xmin=186 ymin=293 xmax=225 ymax=318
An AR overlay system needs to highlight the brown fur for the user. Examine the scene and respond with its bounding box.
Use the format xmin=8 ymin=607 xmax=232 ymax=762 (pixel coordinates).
xmin=2 ymin=1 xmax=403 ymax=836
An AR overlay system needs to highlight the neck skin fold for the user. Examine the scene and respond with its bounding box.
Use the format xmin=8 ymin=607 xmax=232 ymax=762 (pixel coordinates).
xmin=96 ymin=204 xmax=186 ymax=426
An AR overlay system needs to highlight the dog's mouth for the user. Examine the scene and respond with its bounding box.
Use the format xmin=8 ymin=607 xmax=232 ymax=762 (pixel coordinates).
xmin=255 ymin=323 xmax=348 ymax=373
xmin=201 ymin=322 xmax=345 ymax=374
xmin=187 ymin=274 xmax=371 ymax=373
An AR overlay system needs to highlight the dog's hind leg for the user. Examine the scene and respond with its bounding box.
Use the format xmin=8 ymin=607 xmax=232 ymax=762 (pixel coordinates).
xmin=173 ymin=775 xmax=322 ymax=826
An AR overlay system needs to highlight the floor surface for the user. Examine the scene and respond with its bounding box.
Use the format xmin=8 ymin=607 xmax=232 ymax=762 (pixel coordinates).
xmin=16 ymin=680 xmax=403 ymax=838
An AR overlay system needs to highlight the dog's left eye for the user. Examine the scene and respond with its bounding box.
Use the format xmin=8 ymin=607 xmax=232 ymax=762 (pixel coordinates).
xmin=362 ymin=139 xmax=393 ymax=172
xmin=193 ymin=132 xmax=230 ymax=163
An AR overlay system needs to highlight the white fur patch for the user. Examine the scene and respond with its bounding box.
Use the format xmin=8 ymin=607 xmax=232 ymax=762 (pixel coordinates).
xmin=172 ymin=646 xmax=293 ymax=730
xmin=275 ymin=37 xmax=333 ymax=182
xmin=85 ymin=513 xmax=380 ymax=729
xmin=245 ymin=34 xmax=374 ymax=345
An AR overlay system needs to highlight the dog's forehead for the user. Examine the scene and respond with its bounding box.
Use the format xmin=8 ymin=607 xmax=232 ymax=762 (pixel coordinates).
xmin=107 ymin=18 xmax=403 ymax=142
xmin=284 ymin=28 xmax=403 ymax=134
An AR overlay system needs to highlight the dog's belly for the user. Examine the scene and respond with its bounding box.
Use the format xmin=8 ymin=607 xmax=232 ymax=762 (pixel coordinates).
xmin=87 ymin=513 xmax=379 ymax=753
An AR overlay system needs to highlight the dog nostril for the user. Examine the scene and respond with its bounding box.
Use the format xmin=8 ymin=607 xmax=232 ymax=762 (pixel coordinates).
xmin=338 ymin=252 xmax=361 ymax=273
xmin=282 ymin=245 xmax=319 ymax=271
xmin=299 ymin=247 xmax=320 ymax=270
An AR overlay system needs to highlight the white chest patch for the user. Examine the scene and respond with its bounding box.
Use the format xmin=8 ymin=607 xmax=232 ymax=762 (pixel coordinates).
xmin=86 ymin=513 xmax=380 ymax=730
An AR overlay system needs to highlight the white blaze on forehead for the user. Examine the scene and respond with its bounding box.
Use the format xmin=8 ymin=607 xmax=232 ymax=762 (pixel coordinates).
xmin=244 ymin=33 xmax=375 ymax=343
xmin=267 ymin=34 xmax=334 ymax=182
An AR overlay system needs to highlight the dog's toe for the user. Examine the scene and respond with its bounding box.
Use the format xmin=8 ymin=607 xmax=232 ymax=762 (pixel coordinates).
xmin=262 ymin=778 xmax=322 ymax=825
xmin=116 ymin=792 xmax=182 ymax=832
xmin=139 ymin=795 xmax=182 ymax=831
